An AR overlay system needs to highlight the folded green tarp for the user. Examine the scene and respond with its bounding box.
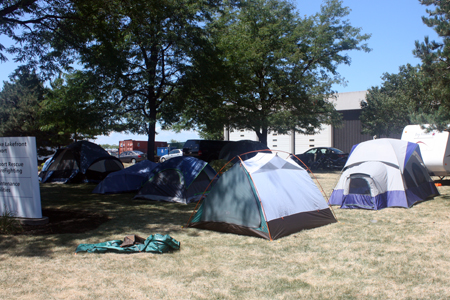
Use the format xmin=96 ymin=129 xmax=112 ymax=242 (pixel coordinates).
xmin=75 ymin=234 xmax=180 ymax=254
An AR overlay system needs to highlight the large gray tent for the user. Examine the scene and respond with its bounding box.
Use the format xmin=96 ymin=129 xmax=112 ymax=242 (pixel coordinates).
xmin=329 ymin=139 xmax=439 ymax=209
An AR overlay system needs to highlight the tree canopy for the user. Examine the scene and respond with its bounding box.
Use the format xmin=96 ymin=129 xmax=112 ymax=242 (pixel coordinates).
xmin=2 ymin=0 xmax=371 ymax=152
xmin=360 ymin=64 xmax=439 ymax=136
xmin=0 ymin=0 xmax=79 ymax=75
xmin=412 ymin=0 xmax=450 ymax=130
xmin=361 ymin=0 xmax=450 ymax=135
xmin=0 ymin=67 xmax=123 ymax=148
xmin=33 ymin=0 xmax=226 ymax=156
xmin=41 ymin=71 xmax=127 ymax=141
xmin=175 ymin=0 xmax=371 ymax=145
xmin=0 ymin=68 xmax=47 ymax=141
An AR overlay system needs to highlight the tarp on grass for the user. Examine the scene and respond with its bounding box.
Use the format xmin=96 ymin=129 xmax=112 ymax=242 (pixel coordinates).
xmin=75 ymin=234 xmax=180 ymax=254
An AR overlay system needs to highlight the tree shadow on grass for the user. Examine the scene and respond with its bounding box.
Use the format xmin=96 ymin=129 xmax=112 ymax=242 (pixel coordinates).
xmin=0 ymin=184 xmax=196 ymax=257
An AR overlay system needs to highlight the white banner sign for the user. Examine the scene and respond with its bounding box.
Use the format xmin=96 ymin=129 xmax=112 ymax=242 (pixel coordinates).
xmin=0 ymin=137 xmax=42 ymax=218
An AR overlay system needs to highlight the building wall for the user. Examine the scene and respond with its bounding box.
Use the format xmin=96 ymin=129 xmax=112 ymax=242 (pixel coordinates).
xmin=226 ymin=91 xmax=372 ymax=154
xmin=333 ymin=110 xmax=372 ymax=153
xmin=228 ymin=126 xmax=333 ymax=154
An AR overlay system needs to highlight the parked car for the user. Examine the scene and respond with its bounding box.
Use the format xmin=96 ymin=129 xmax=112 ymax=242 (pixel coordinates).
xmin=293 ymin=147 xmax=348 ymax=170
xmin=159 ymin=149 xmax=183 ymax=162
xmin=107 ymin=150 xmax=119 ymax=158
xmin=183 ymin=139 xmax=234 ymax=163
xmin=118 ymin=150 xmax=147 ymax=164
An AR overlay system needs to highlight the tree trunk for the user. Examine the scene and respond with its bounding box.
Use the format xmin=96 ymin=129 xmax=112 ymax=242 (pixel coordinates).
xmin=146 ymin=97 xmax=157 ymax=162
xmin=146 ymin=121 xmax=156 ymax=162
xmin=256 ymin=127 xmax=268 ymax=146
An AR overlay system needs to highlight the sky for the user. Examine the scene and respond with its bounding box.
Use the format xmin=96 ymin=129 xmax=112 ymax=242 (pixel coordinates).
xmin=0 ymin=0 xmax=441 ymax=145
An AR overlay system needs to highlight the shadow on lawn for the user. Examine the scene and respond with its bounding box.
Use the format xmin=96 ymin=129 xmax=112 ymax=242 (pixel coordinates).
xmin=1 ymin=183 xmax=195 ymax=257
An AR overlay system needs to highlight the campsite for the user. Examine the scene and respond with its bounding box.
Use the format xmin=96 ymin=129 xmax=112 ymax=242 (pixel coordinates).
xmin=2 ymin=164 xmax=450 ymax=299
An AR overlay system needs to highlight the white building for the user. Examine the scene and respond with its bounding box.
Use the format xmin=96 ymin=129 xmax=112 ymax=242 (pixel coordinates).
xmin=225 ymin=91 xmax=374 ymax=154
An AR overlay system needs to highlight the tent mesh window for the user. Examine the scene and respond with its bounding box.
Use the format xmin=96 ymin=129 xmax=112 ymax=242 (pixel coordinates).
xmin=348 ymin=177 xmax=371 ymax=195
xmin=403 ymin=169 xmax=417 ymax=188
xmin=412 ymin=163 xmax=427 ymax=186
xmin=48 ymin=150 xmax=78 ymax=172
xmin=139 ymin=169 xmax=186 ymax=201
xmin=152 ymin=169 xmax=183 ymax=185
xmin=187 ymin=169 xmax=213 ymax=198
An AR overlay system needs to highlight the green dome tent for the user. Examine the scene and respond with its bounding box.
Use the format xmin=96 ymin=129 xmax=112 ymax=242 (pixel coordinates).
xmin=188 ymin=152 xmax=336 ymax=240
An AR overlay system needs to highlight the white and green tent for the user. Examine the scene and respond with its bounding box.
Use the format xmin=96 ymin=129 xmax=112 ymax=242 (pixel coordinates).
xmin=188 ymin=153 xmax=336 ymax=240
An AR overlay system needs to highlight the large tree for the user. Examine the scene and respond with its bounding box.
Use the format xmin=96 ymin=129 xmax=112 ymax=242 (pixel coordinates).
xmin=0 ymin=67 xmax=123 ymax=148
xmin=175 ymin=0 xmax=370 ymax=145
xmin=360 ymin=64 xmax=439 ymax=136
xmin=0 ymin=0 xmax=79 ymax=74
xmin=36 ymin=0 xmax=225 ymax=157
xmin=0 ymin=67 xmax=71 ymax=148
xmin=41 ymin=70 xmax=127 ymax=142
xmin=413 ymin=0 xmax=450 ymax=130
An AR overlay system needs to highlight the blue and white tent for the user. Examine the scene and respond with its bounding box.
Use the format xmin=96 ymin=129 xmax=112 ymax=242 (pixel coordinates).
xmin=329 ymin=138 xmax=439 ymax=210
xmin=92 ymin=160 xmax=157 ymax=194
xmin=134 ymin=157 xmax=218 ymax=204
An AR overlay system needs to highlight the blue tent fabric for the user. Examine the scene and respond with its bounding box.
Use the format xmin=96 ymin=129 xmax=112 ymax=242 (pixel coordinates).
xmin=75 ymin=234 xmax=180 ymax=254
xmin=134 ymin=156 xmax=218 ymax=204
xmin=92 ymin=160 xmax=157 ymax=194
xmin=147 ymin=156 xmax=209 ymax=187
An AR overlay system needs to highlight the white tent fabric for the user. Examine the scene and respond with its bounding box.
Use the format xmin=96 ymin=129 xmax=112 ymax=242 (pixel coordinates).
xmin=344 ymin=138 xmax=409 ymax=172
xmin=329 ymin=139 xmax=439 ymax=209
xmin=242 ymin=153 xmax=329 ymax=221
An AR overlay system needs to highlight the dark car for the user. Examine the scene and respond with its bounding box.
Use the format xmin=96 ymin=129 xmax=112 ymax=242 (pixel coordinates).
xmin=294 ymin=147 xmax=348 ymax=170
xmin=118 ymin=150 xmax=147 ymax=164
xmin=183 ymin=140 xmax=234 ymax=163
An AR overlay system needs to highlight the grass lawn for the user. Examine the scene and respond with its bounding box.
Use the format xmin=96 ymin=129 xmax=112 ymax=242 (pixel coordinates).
xmin=1 ymin=171 xmax=450 ymax=299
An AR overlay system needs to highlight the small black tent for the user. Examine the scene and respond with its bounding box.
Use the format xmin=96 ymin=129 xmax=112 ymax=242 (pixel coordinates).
xmin=39 ymin=141 xmax=123 ymax=183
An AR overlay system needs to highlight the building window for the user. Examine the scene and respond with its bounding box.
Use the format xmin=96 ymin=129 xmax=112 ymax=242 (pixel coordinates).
xmin=309 ymin=139 xmax=314 ymax=142
xmin=273 ymin=139 xmax=277 ymax=142
xmin=240 ymin=135 xmax=244 ymax=137
xmin=273 ymin=145 xmax=277 ymax=147
xmin=273 ymin=133 xmax=277 ymax=136
xmin=240 ymin=129 xmax=244 ymax=132
xmin=309 ymin=145 xmax=314 ymax=147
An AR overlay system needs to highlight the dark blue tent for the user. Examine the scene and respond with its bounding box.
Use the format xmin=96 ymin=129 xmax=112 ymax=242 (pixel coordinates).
xmin=92 ymin=160 xmax=158 ymax=194
xmin=39 ymin=141 xmax=123 ymax=183
xmin=134 ymin=157 xmax=218 ymax=204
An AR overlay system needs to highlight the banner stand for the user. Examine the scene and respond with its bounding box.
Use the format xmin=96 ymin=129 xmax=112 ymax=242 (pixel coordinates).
xmin=15 ymin=216 xmax=49 ymax=226
xmin=0 ymin=137 xmax=48 ymax=226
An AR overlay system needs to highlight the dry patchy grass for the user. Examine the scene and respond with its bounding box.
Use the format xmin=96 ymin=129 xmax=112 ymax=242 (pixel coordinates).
xmin=1 ymin=171 xmax=450 ymax=299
